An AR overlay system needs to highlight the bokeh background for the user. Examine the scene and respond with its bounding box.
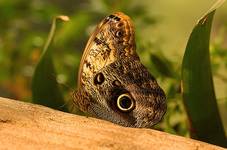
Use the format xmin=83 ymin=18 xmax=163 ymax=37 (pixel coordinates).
xmin=0 ymin=0 xmax=227 ymax=137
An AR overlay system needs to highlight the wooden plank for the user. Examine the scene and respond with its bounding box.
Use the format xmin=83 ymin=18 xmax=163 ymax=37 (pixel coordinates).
xmin=0 ymin=97 xmax=225 ymax=150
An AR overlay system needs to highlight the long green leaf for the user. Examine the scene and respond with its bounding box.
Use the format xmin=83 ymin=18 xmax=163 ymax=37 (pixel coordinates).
xmin=182 ymin=0 xmax=227 ymax=147
xmin=32 ymin=16 xmax=69 ymax=112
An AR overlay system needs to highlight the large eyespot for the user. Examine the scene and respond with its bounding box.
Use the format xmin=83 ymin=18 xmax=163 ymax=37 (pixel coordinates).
xmin=94 ymin=73 xmax=105 ymax=85
xmin=117 ymin=94 xmax=135 ymax=112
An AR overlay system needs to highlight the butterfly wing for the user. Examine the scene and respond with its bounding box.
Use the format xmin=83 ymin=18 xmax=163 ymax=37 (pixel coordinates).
xmin=77 ymin=12 xmax=137 ymax=87
xmin=74 ymin=12 xmax=166 ymax=128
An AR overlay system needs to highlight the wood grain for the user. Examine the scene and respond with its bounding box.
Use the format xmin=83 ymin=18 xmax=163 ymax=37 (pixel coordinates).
xmin=0 ymin=97 xmax=226 ymax=150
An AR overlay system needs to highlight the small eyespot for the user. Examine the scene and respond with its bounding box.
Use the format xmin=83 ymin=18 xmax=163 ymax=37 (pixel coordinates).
xmin=117 ymin=94 xmax=135 ymax=112
xmin=94 ymin=73 xmax=105 ymax=85
xmin=112 ymin=80 xmax=121 ymax=87
xmin=115 ymin=30 xmax=123 ymax=37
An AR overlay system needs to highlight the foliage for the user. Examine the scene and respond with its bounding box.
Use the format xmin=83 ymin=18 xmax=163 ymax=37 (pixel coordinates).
xmin=182 ymin=0 xmax=226 ymax=146
xmin=32 ymin=16 xmax=69 ymax=111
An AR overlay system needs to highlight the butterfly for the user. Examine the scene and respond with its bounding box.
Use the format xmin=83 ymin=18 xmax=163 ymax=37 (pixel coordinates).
xmin=73 ymin=12 xmax=166 ymax=128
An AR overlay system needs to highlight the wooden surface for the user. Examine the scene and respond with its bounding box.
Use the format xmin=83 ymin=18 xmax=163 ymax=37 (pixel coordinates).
xmin=0 ymin=97 xmax=226 ymax=150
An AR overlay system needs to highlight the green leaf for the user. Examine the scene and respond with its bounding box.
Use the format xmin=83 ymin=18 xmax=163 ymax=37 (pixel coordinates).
xmin=32 ymin=16 xmax=69 ymax=112
xmin=182 ymin=0 xmax=227 ymax=147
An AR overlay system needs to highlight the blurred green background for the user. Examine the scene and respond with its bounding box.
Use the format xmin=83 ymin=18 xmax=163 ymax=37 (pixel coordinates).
xmin=0 ymin=0 xmax=227 ymax=138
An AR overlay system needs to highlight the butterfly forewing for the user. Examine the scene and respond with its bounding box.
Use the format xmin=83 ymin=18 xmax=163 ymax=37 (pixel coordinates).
xmin=78 ymin=12 xmax=137 ymax=87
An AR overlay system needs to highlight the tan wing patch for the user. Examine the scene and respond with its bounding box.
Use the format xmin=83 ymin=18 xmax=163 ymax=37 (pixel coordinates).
xmin=78 ymin=12 xmax=136 ymax=87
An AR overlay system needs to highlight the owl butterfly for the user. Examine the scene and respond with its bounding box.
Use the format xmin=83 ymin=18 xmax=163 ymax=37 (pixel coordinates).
xmin=73 ymin=12 xmax=166 ymax=128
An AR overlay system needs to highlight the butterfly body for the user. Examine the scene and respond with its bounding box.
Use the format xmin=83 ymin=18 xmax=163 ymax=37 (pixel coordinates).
xmin=73 ymin=12 xmax=166 ymax=128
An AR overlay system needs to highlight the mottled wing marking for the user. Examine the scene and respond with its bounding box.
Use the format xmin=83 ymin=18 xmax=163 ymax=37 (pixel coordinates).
xmin=78 ymin=12 xmax=136 ymax=87
xmin=74 ymin=12 xmax=167 ymax=128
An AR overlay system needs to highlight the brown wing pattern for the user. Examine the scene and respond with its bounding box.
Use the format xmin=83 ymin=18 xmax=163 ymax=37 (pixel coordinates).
xmin=77 ymin=12 xmax=137 ymax=87
xmin=74 ymin=12 xmax=166 ymax=128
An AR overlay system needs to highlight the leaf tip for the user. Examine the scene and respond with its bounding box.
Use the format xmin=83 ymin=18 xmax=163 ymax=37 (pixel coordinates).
xmin=56 ymin=15 xmax=70 ymax=22
xmin=197 ymin=14 xmax=209 ymax=25
xmin=196 ymin=0 xmax=226 ymax=25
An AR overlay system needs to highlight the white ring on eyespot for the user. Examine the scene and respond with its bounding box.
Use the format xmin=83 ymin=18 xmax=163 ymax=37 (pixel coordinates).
xmin=117 ymin=94 xmax=135 ymax=112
